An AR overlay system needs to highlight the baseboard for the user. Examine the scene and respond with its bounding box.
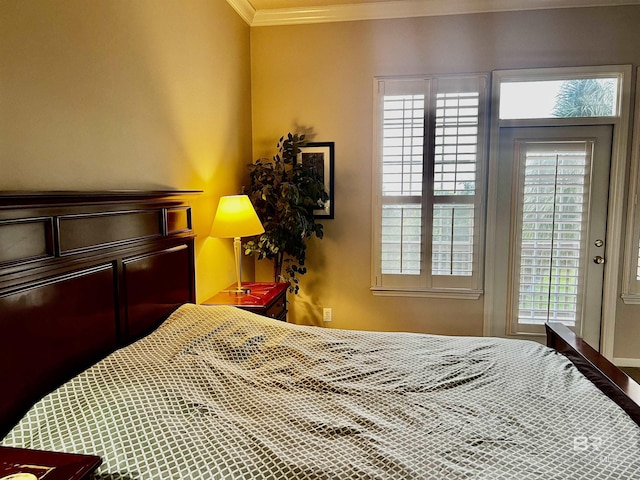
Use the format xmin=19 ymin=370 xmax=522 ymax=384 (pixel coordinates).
xmin=613 ymin=357 xmax=640 ymax=368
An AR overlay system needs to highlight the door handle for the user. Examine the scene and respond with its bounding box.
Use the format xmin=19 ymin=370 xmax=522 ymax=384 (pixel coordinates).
xmin=593 ymin=255 xmax=605 ymax=264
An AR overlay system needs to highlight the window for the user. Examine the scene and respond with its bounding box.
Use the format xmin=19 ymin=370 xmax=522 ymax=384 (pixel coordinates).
xmin=499 ymin=78 xmax=619 ymax=120
xmin=372 ymin=75 xmax=488 ymax=297
xmin=510 ymin=138 xmax=596 ymax=331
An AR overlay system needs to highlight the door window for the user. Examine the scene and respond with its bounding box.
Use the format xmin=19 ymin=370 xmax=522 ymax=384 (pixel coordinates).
xmin=512 ymin=139 xmax=594 ymax=329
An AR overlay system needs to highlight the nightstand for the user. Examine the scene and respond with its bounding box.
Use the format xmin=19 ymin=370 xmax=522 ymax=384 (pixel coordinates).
xmin=202 ymin=282 xmax=288 ymax=321
xmin=0 ymin=446 xmax=101 ymax=480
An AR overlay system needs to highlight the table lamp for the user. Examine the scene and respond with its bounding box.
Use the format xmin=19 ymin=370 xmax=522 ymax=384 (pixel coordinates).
xmin=210 ymin=195 xmax=265 ymax=294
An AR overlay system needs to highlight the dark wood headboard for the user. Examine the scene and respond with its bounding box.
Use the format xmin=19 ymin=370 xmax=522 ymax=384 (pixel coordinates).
xmin=0 ymin=191 xmax=200 ymax=438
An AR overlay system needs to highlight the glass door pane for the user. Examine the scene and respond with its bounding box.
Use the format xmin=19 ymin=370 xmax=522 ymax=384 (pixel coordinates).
xmin=513 ymin=141 xmax=593 ymax=327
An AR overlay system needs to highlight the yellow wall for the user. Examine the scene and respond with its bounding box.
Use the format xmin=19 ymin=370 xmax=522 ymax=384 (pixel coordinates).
xmin=250 ymin=6 xmax=640 ymax=353
xmin=0 ymin=0 xmax=253 ymax=301
xmin=2 ymin=1 xmax=638 ymax=358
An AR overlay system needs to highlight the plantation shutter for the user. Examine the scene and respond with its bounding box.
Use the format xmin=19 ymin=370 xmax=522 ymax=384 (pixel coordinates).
xmin=373 ymin=75 xmax=486 ymax=295
xmin=510 ymin=140 xmax=593 ymax=331
xmin=380 ymin=80 xmax=426 ymax=277
xmin=431 ymin=79 xmax=480 ymax=283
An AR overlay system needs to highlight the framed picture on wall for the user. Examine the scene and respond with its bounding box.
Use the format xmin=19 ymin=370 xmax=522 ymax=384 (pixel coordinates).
xmin=299 ymin=142 xmax=334 ymax=219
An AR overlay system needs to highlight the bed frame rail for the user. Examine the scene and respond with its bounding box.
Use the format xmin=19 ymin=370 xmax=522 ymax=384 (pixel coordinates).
xmin=546 ymin=322 xmax=640 ymax=426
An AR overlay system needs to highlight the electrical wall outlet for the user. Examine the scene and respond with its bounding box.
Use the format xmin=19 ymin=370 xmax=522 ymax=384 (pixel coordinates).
xmin=323 ymin=307 xmax=333 ymax=322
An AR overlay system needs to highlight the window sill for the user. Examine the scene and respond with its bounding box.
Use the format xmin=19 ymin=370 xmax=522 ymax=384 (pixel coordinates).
xmin=621 ymin=293 xmax=640 ymax=305
xmin=370 ymin=287 xmax=483 ymax=300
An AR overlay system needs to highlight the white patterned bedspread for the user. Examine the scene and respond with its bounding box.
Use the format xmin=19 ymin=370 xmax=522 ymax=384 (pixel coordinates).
xmin=4 ymin=304 xmax=640 ymax=479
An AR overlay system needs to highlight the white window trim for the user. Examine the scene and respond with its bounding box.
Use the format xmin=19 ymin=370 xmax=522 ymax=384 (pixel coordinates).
xmin=371 ymin=74 xmax=488 ymax=299
xmin=370 ymin=287 xmax=483 ymax=299
xmin=483 ymin=65 xmax=632 ymax=359
xmin=621 ymin=67 xmax=640 ymax=305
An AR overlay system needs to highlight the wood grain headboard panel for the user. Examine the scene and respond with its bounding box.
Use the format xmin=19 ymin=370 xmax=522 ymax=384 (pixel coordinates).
xmin=0 ymin=191 xmax=199 ymax=438
xmin=0 ymin=264 xmax=118 ymax=436
xmin=122 ymin=244 xmax=194 ymax=343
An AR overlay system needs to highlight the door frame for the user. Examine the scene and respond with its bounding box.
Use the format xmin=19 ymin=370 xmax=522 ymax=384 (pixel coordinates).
xmin=501 ymin=126 xmax=612 ymax=347
xmin=483 ymin=65 xmax=632 ymax=357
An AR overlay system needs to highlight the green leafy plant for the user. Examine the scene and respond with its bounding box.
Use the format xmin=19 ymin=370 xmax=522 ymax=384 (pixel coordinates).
xmin=553 ymin=79 xmax=615 ymax=117
xmin=244 ymin=133 xmax=329 ymax=293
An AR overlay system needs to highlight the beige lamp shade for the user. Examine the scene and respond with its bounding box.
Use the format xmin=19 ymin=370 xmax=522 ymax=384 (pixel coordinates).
xmin=210 ymin=195 xmax=264 ymax=238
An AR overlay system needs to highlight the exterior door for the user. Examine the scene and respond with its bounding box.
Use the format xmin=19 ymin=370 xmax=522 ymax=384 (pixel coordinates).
xmin=493 ymin=126 xmax=612 ymax=348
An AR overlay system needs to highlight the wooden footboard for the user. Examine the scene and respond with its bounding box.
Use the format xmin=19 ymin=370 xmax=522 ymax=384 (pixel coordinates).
xmin=546 ymin=322 xmax=640 ymax=426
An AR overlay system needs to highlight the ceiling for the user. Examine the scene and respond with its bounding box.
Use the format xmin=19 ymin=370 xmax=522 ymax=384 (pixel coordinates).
xmin=226 ymin=0 xmax=640 ymax=26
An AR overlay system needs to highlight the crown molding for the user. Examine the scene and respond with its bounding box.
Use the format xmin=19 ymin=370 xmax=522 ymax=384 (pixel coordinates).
xmin=226 ymin=0 xmax=255 ymax=25
xmin=227 ymin=0 xmax=640 ymax=27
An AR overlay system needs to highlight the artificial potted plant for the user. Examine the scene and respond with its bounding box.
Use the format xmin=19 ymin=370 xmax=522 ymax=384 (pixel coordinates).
xmin=244 ymin=133 xmax=329 ymax=293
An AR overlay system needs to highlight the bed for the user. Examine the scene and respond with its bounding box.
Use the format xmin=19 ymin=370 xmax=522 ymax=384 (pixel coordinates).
xmin=1 ymin=192 xmax=640 ymax=479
